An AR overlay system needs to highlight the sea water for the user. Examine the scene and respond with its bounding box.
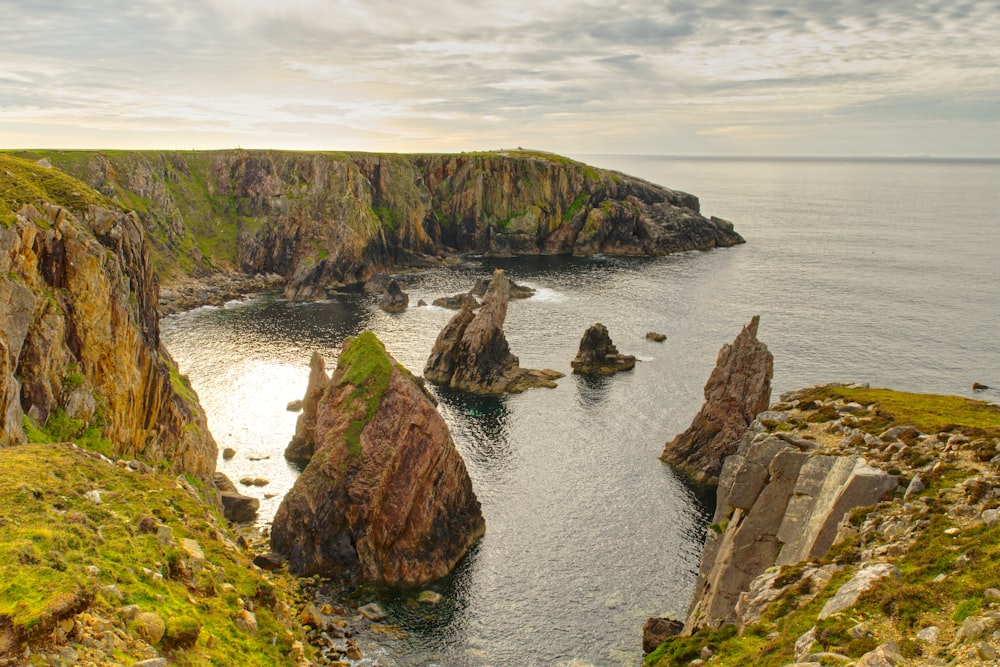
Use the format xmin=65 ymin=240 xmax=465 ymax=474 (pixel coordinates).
xmin=161 ymin=156 xmax=1000 ymax=666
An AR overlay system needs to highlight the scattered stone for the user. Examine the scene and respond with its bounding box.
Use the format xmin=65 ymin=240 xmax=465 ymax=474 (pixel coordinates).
xmin=180 ymin=538 xmax=205 ymax=562
xmin=378 ymin=279 xmax=409 ymax=313
xmin=794 ymin=626 xmax=817 ymax=662
xmin=976 ymin=642 xmax=997 ymax=660
xmin=235 ymin=609 xmax=258 ymax=634
xmin=222 ymin=447 xmax=237 ymax=459
xmin=83 ymin=490 xmax=101 ymax=504
xmin=956 ymin=615 xmax=994 ymax=642
xmin=119 ymin=605 xmax=141 ymax=621
xmin=903 ymin=473 xmax=925 ymax=501
xmin=357 ymin=603 xmax=386 ymax=621
xmin=220 ymin=491 xmax=260 ymax=523
xmin=134 ymin=612 xmax=166 ymax=645
xmin=645 ymin=331 xmax=667 ymax=342
xmin=661 ymin=315 xmax=773 ymax=485
xmin=240 ymin=476 xmax=270 ymax=487
xmin=417 ymin=590 xmax=442 ymax=605
xmin=84 ymin=565 xmax=100 ymax=577
xmin=132 ymin=659 xmax=168 ymax=667
xmin=642 ymin=617 xmax=683 ymax=654
xmin=945 ymin=527 xmax=961 ymax=536
xmin=916 ymin=625 xmax=940 ymax=644
xmin=973 ymin=382 xmax=990 ymax=391
xmin=286 ymin=400 xmax=304 ymax=412
xmin=253 ymin=552 xmax=287 ymax=571
xmin=156 ymin=525 xmax=173 ymax=546
xmin=570 ymin=323 xmax=636 ymax=375
xmin=819 ymin=564 xmax=901 ymax=620
xmin=984 ymin=588 xmax=1000 ymax=600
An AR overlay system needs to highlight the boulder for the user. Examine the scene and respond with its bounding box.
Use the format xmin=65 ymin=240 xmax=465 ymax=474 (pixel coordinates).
xmin=377 ymin=279 xmax=409 ymax=313
xmin=471 ymin=276 xmax=535 ymax=299
xmin=363 ymin=273 xmax=392 ymax=293
xmin=271 ymin=332 xmax=485 ymax=585
xmin=424 ymin=269 xmax=563 ymax=394
xmin=285 ymin=352 xmax=331 ymax=465
xmin=432 ymin=292 xmax=479 ymax=310
xmin=661 ymin=315 xmax=773 ymax=484
xmin=642 ymin=617 xmax=683 ymax=654
xmin=570 ymin=323 xmax=636 ymax=375
xmin=646 ymin=331 xmax=667 ymax=342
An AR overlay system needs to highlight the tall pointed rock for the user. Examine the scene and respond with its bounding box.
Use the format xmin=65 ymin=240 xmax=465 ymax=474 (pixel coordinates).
xmin=661 ymin=316 xmax=773 ymax=485
xmin=424 ymin=269 xmax=563 ymax=393
xmin=271 ymin=332 xmax=484 ymax=585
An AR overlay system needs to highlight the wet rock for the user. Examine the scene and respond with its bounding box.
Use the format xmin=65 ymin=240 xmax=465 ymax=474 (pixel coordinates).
xmin=220 ymin=491 xmax=260 ymax=523
xmin=661 ymin=315 xmax=774 ymax=484
xmin=285 ymin=352 xmax=331 ymax=465
xmin=417 ymin=591 xmax=442 ymax=605
xmin=471 ymin=276 xmax=535 ymax=299
xmin=286 ymin=400 xmax=303 ymax=412
xmin=363 ymin=273 xmax=392 ymax=293
xmin=432 ymin=292 xmax=479 ymax=310
xmin=377 ymin=279 xmax=409 ymax=313
xmin=570 ymin=323 xmax=636 ymax=375
xmin=645 ymin=331 xmax=667 ymax=342
xmin=642 ymin=617 xmax=683 ymax=654
xmin=424 ymin=269 xmax=563 ymax=393
xmin=222 ymin=447 xmax=237 ymax=459
xmin=357 ymin=603 xmax=386 ymax=621
xmin=973 ymin=382 xmax=990 ymax=391
xmin=272 ymin=332 xmax=485 ymax=585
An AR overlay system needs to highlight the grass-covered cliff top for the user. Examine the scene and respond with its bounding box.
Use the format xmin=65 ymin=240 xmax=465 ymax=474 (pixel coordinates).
xmin=648 ymin=385 xmax=1000 ymax=667
xmin=0 ymin=443 xmax=310 ymax=665
xmin=0 ymin=154 xmax=116 ymax=227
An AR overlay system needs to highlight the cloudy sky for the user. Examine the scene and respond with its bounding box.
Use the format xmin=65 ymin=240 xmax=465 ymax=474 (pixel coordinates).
xmin=2 ymin=0 xmax=998 ymax=156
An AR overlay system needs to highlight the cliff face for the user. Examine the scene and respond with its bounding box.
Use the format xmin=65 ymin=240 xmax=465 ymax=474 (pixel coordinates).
xmin=271 ymin=332 xmax=484 ymax=586
xmin=0 ymin=156 xmax=216 ymax=476
xmin=661 ymin=315 xmax=773 ymax=485
xmin=10 ymin=150 xmax=745 ymax=303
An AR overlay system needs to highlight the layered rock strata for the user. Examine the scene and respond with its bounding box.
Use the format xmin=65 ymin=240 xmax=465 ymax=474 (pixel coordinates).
xmin=661 ymin=315 xmax=773 ymax=484
xmin=570 ymin=323 xmax=636 ymax=374
xmin=424 ymin=269 xmax=563 ymax=393
xmin=271 ymin=332 xmax=485 ymax=585
xmin=15 ymin=149 xmax=745 ymax=301
xmin=0 ymin=157 xmax=216 ymax=476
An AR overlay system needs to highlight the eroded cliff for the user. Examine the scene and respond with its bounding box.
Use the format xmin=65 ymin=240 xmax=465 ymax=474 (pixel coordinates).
xmin=0 ymin=155 xmax=216 ymax=476
xmin=6 ymin=149 xmax=744 ymax=306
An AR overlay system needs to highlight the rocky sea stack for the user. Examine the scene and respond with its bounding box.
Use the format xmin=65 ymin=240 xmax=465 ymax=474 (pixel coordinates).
xmin=660 ymin=315 xmax=773 ymax=484
xmin=570 ymin=323 xmax=636 ymax=375
xmin=271 ymin=332 xmax=485 ymax=585
xmin=424 ymin=269 xmax=564 ymax=393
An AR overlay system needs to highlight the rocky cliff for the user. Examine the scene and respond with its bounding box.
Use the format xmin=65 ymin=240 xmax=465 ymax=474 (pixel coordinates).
xmin=0 ymin=156 xmax=216 ymax=476
xmin=660 ymin=315 xmax=773 ymax=485
xmin=647 ymin=385 xmax=1000 ymax=667
xmin=5 ymin=149 xmax=744 ymax=306
xmin=271 ymin=332 xmax=485 ymax=586
xmin=424 ymin=269 xmax=564 ymax=393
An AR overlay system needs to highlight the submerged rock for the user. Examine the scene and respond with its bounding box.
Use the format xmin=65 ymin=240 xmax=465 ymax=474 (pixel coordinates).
xmin=571 ymin=323 xmax=636 ymax=375
xmin=646 ymin=331 xmax=667 ymax=342
xmin=661 ymin=315 xmax=773 ymax=484
xmin=271 ymin=332 xmax=485 ymax=585
xmin=378 ymin=279 xmax=409 ymax=313
xmin=424 ymin=269 xmax=563 ymax=393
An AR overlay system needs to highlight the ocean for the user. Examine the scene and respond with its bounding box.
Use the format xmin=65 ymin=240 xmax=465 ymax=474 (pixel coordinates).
xmin=161 ymin=156 xmax=1000 ymax=666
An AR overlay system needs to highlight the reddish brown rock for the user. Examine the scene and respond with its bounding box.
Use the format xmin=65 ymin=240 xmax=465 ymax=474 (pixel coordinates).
xmin=284 ymin=352 xmax=331 ymax=465
xmin=570 ymin=323 xmax=636 ymax=375
xmin=423 ymin=269 xmax=563 ymax=393
xmin=661 ymin=315 xmax=773 ymax=485
xmin=271 ymin=332 xmax=484 ymax=585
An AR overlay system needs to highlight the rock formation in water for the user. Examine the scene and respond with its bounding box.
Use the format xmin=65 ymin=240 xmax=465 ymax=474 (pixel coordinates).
xmin=660 ymin=316 xmax=773 ymax=485
xmin=471 ymin=276 xmax=535 ymax=299
xmin=377 ymin=279 xmax=409 ymax=313
xmin=432 ymin=292 xmax=479 ymax=310
xmin=270 ymin=332 xmax=485 ymax=585
xmin=0 ymin=156 xmax=216 ymax=476
xmin=424 ymin=269 xmax=563 ymax=393
xmin=570 ymin=323 xmax=636 ymax=375
xmin=12 ymin=149 xmax=745 ymax=303
xmin=284 ymin=352 xmax=331 ymax=465
xmin=214 ymin=472 xmax=260 ymax=522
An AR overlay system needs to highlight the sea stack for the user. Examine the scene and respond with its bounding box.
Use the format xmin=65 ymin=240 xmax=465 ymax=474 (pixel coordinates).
xmin=571 ymin=323 xmax=636 ymax=375
xmin=271 ymin=332 xmax=484 ymax=585
xmin=378 ymin=279 xmax=409 ymax=313
xmin=424 ymin=269 xmax=563 ymax=393
xmin=284 ymin=352 xmax=331 ymax=465
xmin=660 ymin=315 xmax=773 ymax=485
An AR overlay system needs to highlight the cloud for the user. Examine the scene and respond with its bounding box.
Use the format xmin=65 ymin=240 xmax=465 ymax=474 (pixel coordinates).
xmin=0 ymin=0 xmax=998 ymax=155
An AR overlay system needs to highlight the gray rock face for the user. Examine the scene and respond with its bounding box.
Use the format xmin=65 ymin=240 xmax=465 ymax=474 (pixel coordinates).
xmin=685 ymin=431 xmax=897 ymax=631
xmin=378 ymin=279 xmax=409 ymax=313
xmin=818 ymin=563 xmax=901 ymax=619
xmin=661 ymin=316 xmax=773 ymax=484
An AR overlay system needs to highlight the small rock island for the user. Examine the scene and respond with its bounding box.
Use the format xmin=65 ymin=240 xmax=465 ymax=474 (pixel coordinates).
xmin=570 ymin=323 xmax=636 ymax=375
xmin=271 ymin=332 xmax=485 ymax=585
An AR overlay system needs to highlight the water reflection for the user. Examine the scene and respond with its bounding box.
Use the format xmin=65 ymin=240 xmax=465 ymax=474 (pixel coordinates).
xmin=433 ymin=387 xmax=515 ymax=485
xmin=574 ymin=372 xmax=613 ymax=408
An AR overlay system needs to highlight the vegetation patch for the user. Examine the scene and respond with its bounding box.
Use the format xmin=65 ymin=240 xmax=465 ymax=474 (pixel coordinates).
xmin=0 ymin=155 xmax=116 ymax=227
xmin=562 ymin=193 xmax=588 ymax=223
xmin=336 ymin=331 xmax=394 ymax=456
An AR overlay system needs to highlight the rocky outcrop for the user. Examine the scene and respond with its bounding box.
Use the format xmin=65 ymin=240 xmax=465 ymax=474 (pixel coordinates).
xmin=432 ymin=292 xmax=479 ymax=310
xmin=214 ymin=472 xmax=260 ymax=522
xmin=18 ymin=150 xmax=744 ymax=302
xmin=377 ymin=279 xmax=409 ymax=313
xmin=271 ymin=332 xmax=485 ymax=585
xmin=660 ymin=316 xmax=773 ymax=484
xmin=0 ymin=156 xmax=216 ymax=476
xmin=284 ymin=352 xmax=331 ymax=465
xmin=424 ymin=269 xmax=563 ymax=393
xmin=570 ymin=323 xmax=636 ymax=375
xmin=471 ymin=276 xmax=535 ymax=299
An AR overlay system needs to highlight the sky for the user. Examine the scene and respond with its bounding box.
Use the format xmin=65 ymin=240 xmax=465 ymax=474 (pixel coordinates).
xmin=1 ymin=0 xmax=999 ymax=157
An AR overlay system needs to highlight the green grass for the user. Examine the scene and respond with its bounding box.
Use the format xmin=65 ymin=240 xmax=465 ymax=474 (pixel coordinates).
xmin=336 ymin=331 xmax=395 ymax=456
xmin=0 ymin=155 xmax=116 ymax=226
xmin=0 ymin=443 xmax=307 ymax=665
xmin=562 ymin=193 xmax=588 ymax=223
